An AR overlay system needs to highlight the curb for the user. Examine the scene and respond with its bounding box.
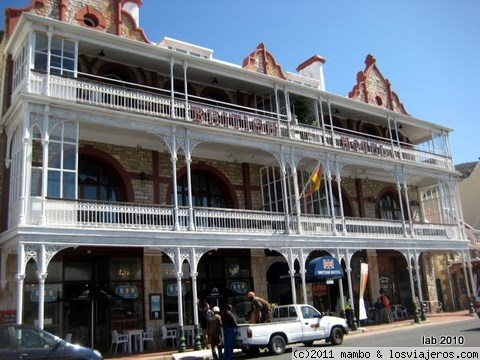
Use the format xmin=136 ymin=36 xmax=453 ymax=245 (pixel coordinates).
xmin=107 ymin=311 xmax=473 ymax=360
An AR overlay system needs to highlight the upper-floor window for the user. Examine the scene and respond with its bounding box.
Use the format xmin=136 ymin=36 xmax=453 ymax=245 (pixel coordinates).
xmin=261 ymin=166 xmax=287 ymax=212
xmin=176 ymin=171 xmax=226 ymax=208
xmin=30 ymin=121 xmax=78 ymax=199
xmin=379 ymin=193 xmax=402 ymax=220
xmin=78 ymin=155 xmax=125 ymax=201
xmin=13 ymin=44 xmax=28 ymax=91
xmin=34 ymin=33 xmax=76 ymax=77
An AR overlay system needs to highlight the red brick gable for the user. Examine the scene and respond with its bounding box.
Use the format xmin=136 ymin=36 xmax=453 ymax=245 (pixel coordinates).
xmin=242 ymin=43 xmax=286 ymax=80
xmin=348 ymin=54 xmax=409 ymax=115
xmin=4 ymin=0 xmax=150 ymax=43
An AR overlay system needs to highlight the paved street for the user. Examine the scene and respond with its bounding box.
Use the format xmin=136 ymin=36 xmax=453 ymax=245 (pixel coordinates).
xmin=106 ymin=310 xmax=477 ymax=360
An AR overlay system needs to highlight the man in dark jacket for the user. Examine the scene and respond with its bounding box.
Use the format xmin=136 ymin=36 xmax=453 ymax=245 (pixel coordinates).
xmin=200 ymin=302 xmax=213 ymax=349
xmin=221 ymin=305 xmax=238 ymax=360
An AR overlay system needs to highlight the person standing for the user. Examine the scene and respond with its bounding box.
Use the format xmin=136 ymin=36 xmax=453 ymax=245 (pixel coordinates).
xmin=221 ymin=305 xmax=238 ymax=360
xmin=379 ymin=290 xmax=393 ymax=323
xmin=374 ymin=297 xmax=384 ymax=323
xmin=207 ymin=306 xmax=223 ymax=360
xmin=200 ymin=302 xmax=213 ymax=349
xmin=247 ymin=291 xmax=272 ymax=323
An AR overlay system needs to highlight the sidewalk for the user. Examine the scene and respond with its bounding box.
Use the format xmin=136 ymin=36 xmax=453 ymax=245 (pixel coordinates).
xmin=107 ymin=310 xmax=474 ymax=360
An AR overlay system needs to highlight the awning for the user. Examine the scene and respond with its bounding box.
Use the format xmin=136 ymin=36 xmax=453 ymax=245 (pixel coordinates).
xmin=306 ymin=256 xmax=344 ymax=281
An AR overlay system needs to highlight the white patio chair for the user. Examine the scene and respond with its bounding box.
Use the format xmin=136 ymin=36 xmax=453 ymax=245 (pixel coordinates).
xmin=142 ymin=326 xmax=156 ymax=351
xmin=161 ymin=325 xmax=177 ymax=348
xmin=110 ymin=330 xmax=128 ymax=354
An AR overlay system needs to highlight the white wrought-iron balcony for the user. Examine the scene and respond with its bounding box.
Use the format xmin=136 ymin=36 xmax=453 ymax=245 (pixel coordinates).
xmin=29 ymin=198 xmax=460 ymax=242
xmin=19 ymin=71 xmax=453 ymax=171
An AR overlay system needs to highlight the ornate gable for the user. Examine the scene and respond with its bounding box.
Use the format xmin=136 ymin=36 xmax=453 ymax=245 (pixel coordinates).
xmin=5 ymin=0 xmax=150 ymax=43
xmin=348 ymin=54 xmax=408 ymax=115
xmin=242 ymin=43 xmax=286 ymax=80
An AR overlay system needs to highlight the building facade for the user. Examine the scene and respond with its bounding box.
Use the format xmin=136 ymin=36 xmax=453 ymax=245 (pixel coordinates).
xmin=0 ymin=0 xmax=476 ymax=353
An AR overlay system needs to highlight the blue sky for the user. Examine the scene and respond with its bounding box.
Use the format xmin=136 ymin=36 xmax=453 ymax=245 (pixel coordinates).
xmin=1 ymin=0 xmax=479 ymax=165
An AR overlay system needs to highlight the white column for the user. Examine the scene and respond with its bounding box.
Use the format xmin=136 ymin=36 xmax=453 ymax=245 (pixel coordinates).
xmin=19 ymin=122 xmax=30 ymax=225
xmin=16 ymin=244 xmax=26 ymax=325
xmin=169 ymin=57 xmax=175 ymax=118
xmin=326 ymin=161 xmax=337 ymax=235
xmin=37 ymin=245 xmax=47 ymax=329
xmin=40 ymin=125 xmax=49 ymax=226
xmin=186 ymin=155 xmax=194 ymax=231
xmin=280 ymin=163 xmax=291 ymax=234
xmin=183 ymin=61 xmax=189 ymax=121
xmin=171 ymin=135 xmax=179 ymax=230
xmin=176 ymin=249 xmax=184 ymax=327
xmin=291 ymin=162 xmax=302 ymax=234
xmin=333 ymin=160 xmax=346 ymax=235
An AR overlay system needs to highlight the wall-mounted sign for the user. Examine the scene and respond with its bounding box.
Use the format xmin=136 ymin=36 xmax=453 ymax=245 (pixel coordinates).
xmin=115 ymin=285 xmax=138 ymax=299
xmin=150 ymin=294 xmax=162 ymax=319
xmin=30 ymin=287 xmax=58 ymax=302
xmin=230 ymin=282 xmax=248 ymax=294
xmin=166 ymin=284 xmax=186 ymax=297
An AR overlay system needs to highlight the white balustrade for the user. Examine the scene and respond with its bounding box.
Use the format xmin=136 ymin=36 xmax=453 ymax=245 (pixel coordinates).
xmin=22 ymin=72 xmax=452 ymax=171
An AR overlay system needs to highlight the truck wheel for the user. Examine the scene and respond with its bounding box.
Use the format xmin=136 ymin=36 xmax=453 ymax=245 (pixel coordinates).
xmin=329 ymin=327 xmax=344 ymax=345
xmin=269 ymin=335 xmax=286 ymax=355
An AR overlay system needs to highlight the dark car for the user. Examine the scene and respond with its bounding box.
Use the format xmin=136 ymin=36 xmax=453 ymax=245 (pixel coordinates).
xmin=0 ymin=324 xmax=103 ymax=360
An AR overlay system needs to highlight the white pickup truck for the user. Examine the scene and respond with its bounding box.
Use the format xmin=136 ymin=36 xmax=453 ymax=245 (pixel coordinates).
xmin=235 ymin=303 xmax=348 ymax=356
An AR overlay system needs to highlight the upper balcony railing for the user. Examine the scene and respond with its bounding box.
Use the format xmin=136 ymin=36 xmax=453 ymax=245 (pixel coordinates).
xmin=24 ymin=72 xmax=452 ymax=170
xmin=37 ymin=198 xmax=460 ymax=242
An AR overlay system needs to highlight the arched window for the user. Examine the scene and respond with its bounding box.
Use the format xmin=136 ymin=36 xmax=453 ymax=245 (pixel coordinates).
xmin=78 ymin=155 xmax=126 ymax=201
xmin=176 ymin=171 xmax=227 ymax=208
xmin=378 ymin=193 xmax=402 ymax=220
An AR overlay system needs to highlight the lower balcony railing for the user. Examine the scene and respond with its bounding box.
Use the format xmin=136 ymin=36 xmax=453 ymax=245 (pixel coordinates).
xmin=37 ymin=199 xmax=460 ymax=241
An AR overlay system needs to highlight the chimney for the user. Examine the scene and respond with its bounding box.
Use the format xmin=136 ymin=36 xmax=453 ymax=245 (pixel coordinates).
xmin=296 ymin=55 xmax=326 ymax=90
xmin=122 ymin=1 xmax=141 ymax=27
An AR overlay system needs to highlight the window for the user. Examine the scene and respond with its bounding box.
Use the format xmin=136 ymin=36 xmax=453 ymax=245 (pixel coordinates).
xmin=13 ymin=44 xmax=28 ymax=91
xmin=30 ymin=121 xmax=78 ymax=199
xmin=34 ymin=33 xmax=76 ymax=77
xmin=176 ymin=172 xmax=226 ymax=208
xmin=261 ymin=166 xmax=287 ymax=212
xmin=16 ymin=327 xmax=57 ymax=349
xmin=379 ymin=193 xmax=402 ymax=220
xmin=78 ymin=156 xmax=125 ymax=201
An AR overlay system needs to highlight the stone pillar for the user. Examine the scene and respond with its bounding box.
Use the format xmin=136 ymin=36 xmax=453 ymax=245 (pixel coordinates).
xmin=366 ymin=250 xmax=380 ymax=304
xmin=250 ymin=250 xmax=269 ymax=299
xmin=422 ymin=253 xmax=439 ymax=313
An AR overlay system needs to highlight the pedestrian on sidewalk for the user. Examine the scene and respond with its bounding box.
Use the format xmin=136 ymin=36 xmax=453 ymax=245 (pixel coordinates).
xmin=200 ymin=302 xmax=214 ymax=349
xmin=379 ymin=289 xmax=394 ymax=323
xmin=207 ymin=306 xmax=223 ymax=360
xmin=374 ymin=297 xmax=384 ymax=323
xmin=221 ymin=305 xmax=238 ymax=360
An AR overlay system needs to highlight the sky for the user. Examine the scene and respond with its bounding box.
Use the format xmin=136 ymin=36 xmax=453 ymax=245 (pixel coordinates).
xmin=1 ymin=0 xmax=479 ymax=165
